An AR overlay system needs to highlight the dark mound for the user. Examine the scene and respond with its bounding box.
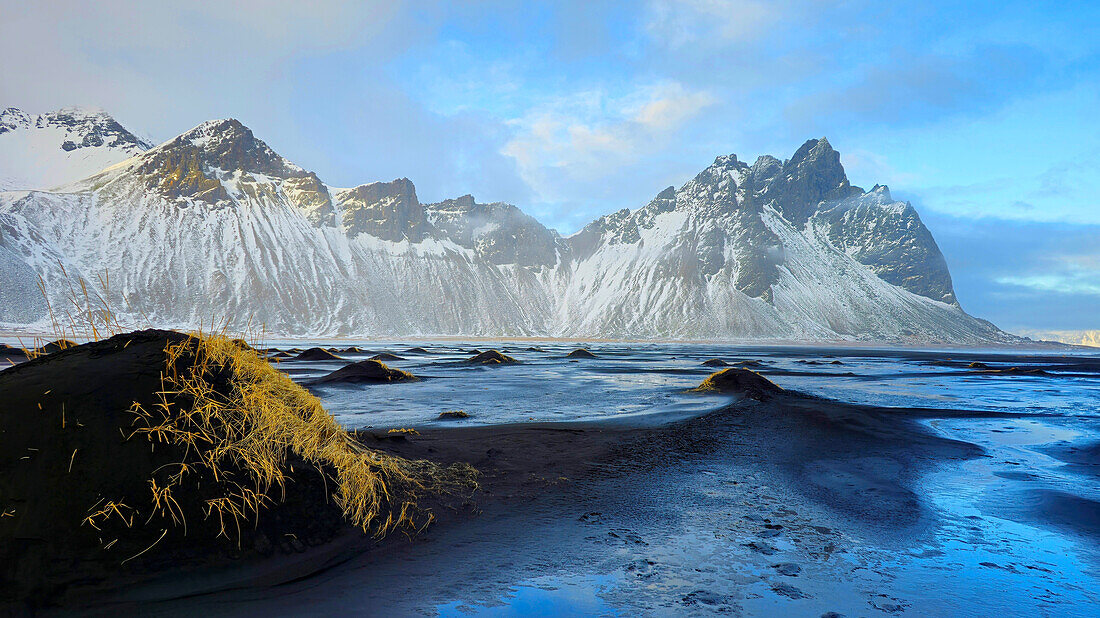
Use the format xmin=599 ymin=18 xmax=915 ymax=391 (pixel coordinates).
xmin=566 ymin=348 xmax=597 ymax=359
xmin=968 ymin=361 xmax=990 ymax=369
xmin=0 ymin=332 xmax=339 ymax=601
xmin=1 ymin=343 xmax=27 ymax=360
xmin=702 ymin=358 xmax=729 ymax=367
xmin=271 ymin=351 xmax=293 ymax=359
xmin=314 ymin=360 xmax=418 ymax=384
xmin=468 ymin=349 xmax=482 ymax=355
xmin=37 ymin=339 xmax=79 ymax=355
xmin=437 ymin=410 xmax=470 ymax=420
xmin=691 ymin=368 xmax=782 ymax=401
xmin=341 ymin=346 xmax=364 ymax=354
xmin=370 ymin=352 xmax=405 ymax=361
xmin=995 ymin=366 xmax=1051 ymax=375
xmin=465 ymin=350 xmax=518 ymax=365
xmin=526 ymin=346 xmax=546 ymax=352
xmin=294 ymin=347 xmax=343 ymax=361
xmin=830 ymin=360 xmax=844 ymax=365
xmin=0 ymin=331 xmax=468 ymax=605
xmin=404 ymin=347 xmax=431 ymax=354
xmin=736 ymin=360 xmax=765 ymax=368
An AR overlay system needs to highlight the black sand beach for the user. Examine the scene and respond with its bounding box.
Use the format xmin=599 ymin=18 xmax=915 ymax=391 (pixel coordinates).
xmin=2 ymin=336 xmax=1099 ymax=615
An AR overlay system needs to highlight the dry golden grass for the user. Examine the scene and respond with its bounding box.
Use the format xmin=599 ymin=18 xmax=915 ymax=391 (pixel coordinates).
xmin=29 ymin=270 xmax=476 ymax=545
xmin=126 ymin=333 xmax=477 ymax=540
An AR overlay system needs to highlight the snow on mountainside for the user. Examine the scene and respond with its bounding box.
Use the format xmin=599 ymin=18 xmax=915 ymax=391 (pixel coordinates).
xmin=0 ymin=107 xmax=151 ymax=190
xmin=0 ymin=113 xmax=1014 ymax=343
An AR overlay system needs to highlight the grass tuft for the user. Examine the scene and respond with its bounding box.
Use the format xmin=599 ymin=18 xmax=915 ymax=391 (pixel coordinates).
xmin=125 ymin=333 xmax=477 ymax=541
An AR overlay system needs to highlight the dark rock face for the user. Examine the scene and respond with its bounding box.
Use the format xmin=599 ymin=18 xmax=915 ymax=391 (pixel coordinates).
xmin=283 ymin=172 xmax=335 ymax=227
xmin=425 ymin=195 xmax=562 ymax=268
xmin=135 ymin=119 xmax=307 ymax=205
xmin=817 ymin=186 xmax=957 ymax=304
xmin=136 ymin=144 xmax=229 ymax=204
xmin=337 ymin=178 xmax=429 ymax=242
xmin=176 ymin=119 xmax=302 ymax=179
xmin=758 ymin=138 xmax=861 ymax=228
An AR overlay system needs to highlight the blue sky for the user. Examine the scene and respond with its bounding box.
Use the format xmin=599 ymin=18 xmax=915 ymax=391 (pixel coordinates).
xmin=1 ymin=0 xmax=1097 ymax=331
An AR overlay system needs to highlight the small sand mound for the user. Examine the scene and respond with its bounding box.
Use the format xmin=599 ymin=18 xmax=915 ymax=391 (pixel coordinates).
xmin=996 ymin=366 xmax=1050 ymax=375
xmin=690 ymin=368 xmax=782 ymax=400
xmin=0 ymin=330 xmax=472 ymax=602
xmin=468 ymin=349 xmax=482 ymax=355
xmin=465 ymin=350 xmax=518 ymax=365
xmin=567 ymin=348 xmax=597 ymax=359
xmin=37 ymin=339 xmax=79 ymax=355
xmin=404 ymin=347 xmax=430 ymax=354
xmin=968 ymin=361 xmax=990 ymax=369
xmin=736 ymin=360 xmax=765 ymax=368
xmin=315 ymin=360 xmax=419 ymax=384
xmin=370 ymin=352 xmax=405 ymax=361
xmin=1 ymin=343 xmax=27 ymax=359
xmin=437 ymin=410 xmax=470 ymax=420
xmin=341 ymin=346 xmax=364 ymax=353
xmin=294 ymin=347 xmax=343 ymax=361
xmin=702 ymin=358 xmax=728 ymax=367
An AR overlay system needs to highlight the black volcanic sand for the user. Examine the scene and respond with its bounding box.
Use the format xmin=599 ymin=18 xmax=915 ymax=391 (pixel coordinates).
xmin=312 ymin=360 xmax=418 ymax=385
xmin=115 ymin=373 xmax=1043 ymax=616
xmin=0 ymin=332 xmax=459 ymax=610
xmin=293 ymin=347 xmax=342 ymax=361
xmin=6 ymin=343 xmax=1098 ymax=613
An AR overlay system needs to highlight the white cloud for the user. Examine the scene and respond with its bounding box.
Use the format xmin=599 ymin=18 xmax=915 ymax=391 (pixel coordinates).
xmin=645 ymin=0 xmax=779 ymax=48
xmin=841 ymin=149 xmax=919 ymax=189
xmin=996 ymin=255 xmax=1100 ymax=296
xmin=501 ymin=82 xmax=715 ymax=202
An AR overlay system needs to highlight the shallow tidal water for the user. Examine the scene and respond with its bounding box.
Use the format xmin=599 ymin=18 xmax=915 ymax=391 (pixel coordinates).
xmin=222 ymin=341 xmax=1100 ymax=617
xmin=271 ymin=342 xmax=1100 ymax=429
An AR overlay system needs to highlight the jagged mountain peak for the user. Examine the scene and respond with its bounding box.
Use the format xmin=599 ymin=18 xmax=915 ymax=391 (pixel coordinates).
xmin=158 ymin=118 xmax=304 ymax=178
xmin=335 ymin=177 xmax=428 ymax=242
xmin=0 ymin=106 xmax=152 ymax=191
xmin=758 ymin=137 xmax=860 ymax=227
xmin=121 ymin=118 xmax=310 ymax=205
xmin=0 ymin=105 xmax=151 ymax=150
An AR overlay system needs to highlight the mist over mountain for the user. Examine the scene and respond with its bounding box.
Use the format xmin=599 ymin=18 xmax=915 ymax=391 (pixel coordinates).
xmin=0 ymin=108 xmax=1012 ymax=343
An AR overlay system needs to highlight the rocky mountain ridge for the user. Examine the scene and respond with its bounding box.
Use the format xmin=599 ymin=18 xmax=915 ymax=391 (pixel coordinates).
xmin=0 ymin=108 xmax=1012 ymax=343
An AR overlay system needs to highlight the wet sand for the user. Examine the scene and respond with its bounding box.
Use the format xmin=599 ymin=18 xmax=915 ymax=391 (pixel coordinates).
xmin=5 ymin=339 xmax=1099 ymax=616
xmin=60 ymin=383 xmax=1100 ymax=616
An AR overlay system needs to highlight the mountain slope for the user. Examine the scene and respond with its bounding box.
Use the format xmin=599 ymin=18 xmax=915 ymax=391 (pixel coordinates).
xmin=0 ymin=107 xmax=151 ymax=191
xmin=0 ymin=116 xmax=1012 ymax=343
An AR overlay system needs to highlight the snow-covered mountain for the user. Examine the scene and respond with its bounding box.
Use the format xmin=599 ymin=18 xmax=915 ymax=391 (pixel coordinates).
xmin=0 ymin=110 xmax=1012 ymax=343
xmin=0 ymin=107 xmax=151 ymax=191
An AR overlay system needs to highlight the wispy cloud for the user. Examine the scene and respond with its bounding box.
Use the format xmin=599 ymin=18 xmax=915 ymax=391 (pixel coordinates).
xmin=644 ymin=0 xmax=780 ymax=48
xmin=501 ymin=81 xmax=715 ymax=202
xmin=995 ymin=255 xmax=1100 ymax=296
